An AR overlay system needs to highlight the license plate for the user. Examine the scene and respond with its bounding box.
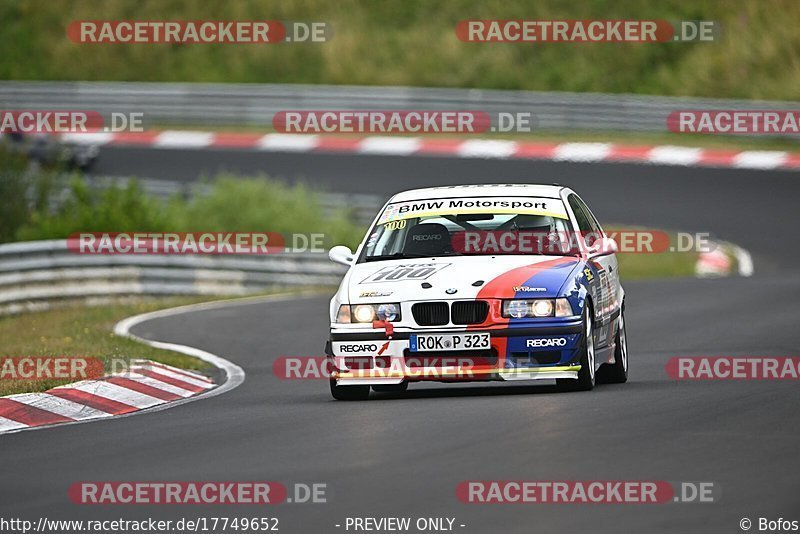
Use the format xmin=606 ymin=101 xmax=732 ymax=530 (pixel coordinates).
xmin=409 ymin=333 xmax=490 ymax=352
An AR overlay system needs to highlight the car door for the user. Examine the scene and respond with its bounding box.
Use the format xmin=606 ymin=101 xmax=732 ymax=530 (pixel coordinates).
xmin=567 ymin=194 xmax=619 ymax=349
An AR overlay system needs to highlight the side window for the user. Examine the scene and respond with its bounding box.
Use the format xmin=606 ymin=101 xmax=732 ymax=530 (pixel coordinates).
xmin=577 ymin=197 xmax=603 ymax=235
xmin=568 ymin=194 xmax=601 ymax=248
xmin=568 ymin=195 xmax=592 ymax=233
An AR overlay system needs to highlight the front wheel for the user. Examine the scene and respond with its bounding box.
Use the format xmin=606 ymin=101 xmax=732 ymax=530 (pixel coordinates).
xmin=557 ymin=308 xmax=596 ymax=392
xmin=329 ymin=379 xmax=370 ymax=401
xmin=598 ymin=309 xmax=628 ymax=384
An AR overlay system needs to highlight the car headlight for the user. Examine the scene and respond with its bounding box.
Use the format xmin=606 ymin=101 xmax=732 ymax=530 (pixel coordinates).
xmin=555 ymin=298 xmax=574 ymax=317
xmin=376 ymin=303 xmax=400 ymax=321
xmin=336 ymin=303 xmax=401 ymax=323
xmin=353 ymin=304 xmax=376 ymax=323
xmin=532 ymin=299 xmax=554 ymax=317
xmin=336 ymin=305 xmax=352 ymax=323
xmin=502 ymin=298 xmax=573 ymax=318
xmin=505 ymin=300 xmax=529 ymax=319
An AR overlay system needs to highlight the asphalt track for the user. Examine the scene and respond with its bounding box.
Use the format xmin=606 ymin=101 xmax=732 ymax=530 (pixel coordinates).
xmin=94 ymin=146 xmax=798 ymax=274
xmin=2 ymin=147 xmax=799 ymax=533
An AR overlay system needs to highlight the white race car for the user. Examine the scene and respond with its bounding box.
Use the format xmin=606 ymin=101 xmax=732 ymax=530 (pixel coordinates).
xmin=326 ymin=184 xmax=627 ymax=400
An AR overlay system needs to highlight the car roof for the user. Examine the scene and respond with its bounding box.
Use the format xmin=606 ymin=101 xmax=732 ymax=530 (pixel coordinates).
xmin=388 ymin=184 xmax=566 ymax=203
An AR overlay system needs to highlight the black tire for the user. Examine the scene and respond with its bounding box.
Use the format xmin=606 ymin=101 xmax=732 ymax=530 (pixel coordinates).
xmin=372 ymin=382 xmax=409 ymax=393
xmin=557 ymin=307 xmax=596 ymax=392
xmin=329 ymin=379 xmax=370 ymax=401
xmin=598 ymin=309 xmax=628 ymax=384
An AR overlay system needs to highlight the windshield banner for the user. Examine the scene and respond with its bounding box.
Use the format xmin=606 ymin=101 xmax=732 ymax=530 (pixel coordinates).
xmin=377 ymin=196 xmax=568 ymax=223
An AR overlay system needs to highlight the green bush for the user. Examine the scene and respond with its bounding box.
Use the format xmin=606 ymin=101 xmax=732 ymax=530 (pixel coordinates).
xmin=174 ymin=175 xmax=364 ymax=247
xmin=17 ymin=177 xmax=177 ymax=241
xmin=11 ymin=169 xmax=364 ymax=249
xmin=0 ymin=147 xmax=30 ymax=242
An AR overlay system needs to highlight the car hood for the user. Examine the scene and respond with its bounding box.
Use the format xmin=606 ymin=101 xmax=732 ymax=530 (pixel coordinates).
xmin=347 ymin=255 xmax=582 ymax=302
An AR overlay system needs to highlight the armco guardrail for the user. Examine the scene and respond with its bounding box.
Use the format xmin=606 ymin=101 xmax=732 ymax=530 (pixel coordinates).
xmin=1 ymin=81 xmax=799 ymax=136
xmin=0 ymin=239 xmax=346 ymax=314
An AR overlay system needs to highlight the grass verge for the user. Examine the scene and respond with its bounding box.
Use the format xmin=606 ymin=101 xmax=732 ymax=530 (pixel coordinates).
xmin=617 ymin=250 xmax=698 ymax=279
xmin=2 ymin=1 xmax=799 ymax=101
xmin=0 ymin=296 xmax=231 ymax=397
xmin=609 ymin=225 xmax=700 ymax=279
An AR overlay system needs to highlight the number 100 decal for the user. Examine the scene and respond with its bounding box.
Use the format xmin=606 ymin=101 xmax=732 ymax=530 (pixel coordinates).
xmin=361 ymin=263 xmax=451 ymax=283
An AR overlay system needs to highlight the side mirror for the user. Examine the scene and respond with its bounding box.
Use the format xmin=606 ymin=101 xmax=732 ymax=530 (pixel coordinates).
xmin=328 ymin=245 xmax=355 ymax=266
xmin=588 ymin=237 xmax=618 ymax=256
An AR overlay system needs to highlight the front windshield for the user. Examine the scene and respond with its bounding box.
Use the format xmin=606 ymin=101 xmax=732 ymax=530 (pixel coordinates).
xmin=359 ymin=196 xmax=578 ymax=262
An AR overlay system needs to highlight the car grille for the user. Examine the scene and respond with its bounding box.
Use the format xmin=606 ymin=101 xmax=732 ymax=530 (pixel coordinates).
xmin=451 ymin=301 xmax=489 ymax=325
xmin=411 ymin=300 xmax=489 ymax=326
xmin=412 ymin=302 xmax=450 ymax=326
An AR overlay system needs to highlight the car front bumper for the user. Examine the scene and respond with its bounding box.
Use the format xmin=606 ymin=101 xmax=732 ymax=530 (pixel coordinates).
xmin=327 ymin=320 xmax=583 ymax=385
